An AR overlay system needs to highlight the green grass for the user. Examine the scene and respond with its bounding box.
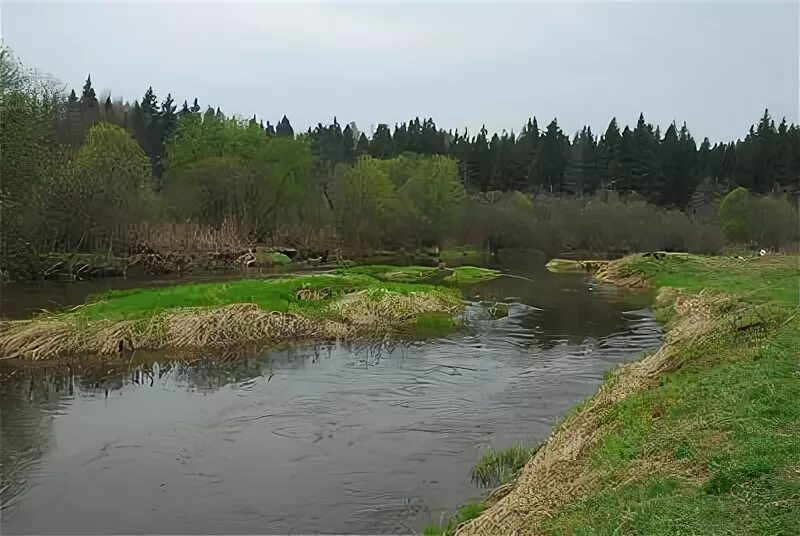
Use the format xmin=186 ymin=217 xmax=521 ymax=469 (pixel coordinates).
xmin=538 ymin=253 xmax=800 ymax=535
xmin=471 ymin=444 xmax=538 ymax=487
xmin=614 ymin=253 xmax=799 ymax=305
xmin=443 ymin=266 xmax=501 ymax=284
xmin=76 ymin=273 xmax=458 ymax=323
xmin=423 ymin=501 xmax=486 ymax=536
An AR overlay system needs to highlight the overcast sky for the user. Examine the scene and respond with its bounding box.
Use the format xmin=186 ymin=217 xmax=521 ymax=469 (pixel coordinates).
xmin=2 ymin=1 xmax=798 ymax=142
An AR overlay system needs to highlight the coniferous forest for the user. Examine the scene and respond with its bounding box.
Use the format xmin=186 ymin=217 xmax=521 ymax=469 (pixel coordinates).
xmin=2 ymin=48 xmax=798 ymax=280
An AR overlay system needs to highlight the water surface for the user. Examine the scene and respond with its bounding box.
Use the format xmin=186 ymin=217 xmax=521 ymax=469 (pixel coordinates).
xmin=0 ymin=260 xmax=661 ymax=534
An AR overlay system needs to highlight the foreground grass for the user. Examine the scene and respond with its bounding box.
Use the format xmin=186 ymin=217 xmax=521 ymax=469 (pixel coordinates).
xmin=458 ymin=253 xmax=800 ymax=536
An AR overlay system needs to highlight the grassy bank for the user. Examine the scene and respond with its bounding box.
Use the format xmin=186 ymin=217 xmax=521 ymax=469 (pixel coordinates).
xmin=455 ymin=253 xmax=799 ymax=536
xmin=0 ymin=265 xmax=500 ymax=360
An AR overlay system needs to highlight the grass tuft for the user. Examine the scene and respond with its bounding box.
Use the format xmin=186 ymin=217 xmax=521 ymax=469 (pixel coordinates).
xmin=423 ymin=501 xmax=485 ymax=536
xmin=471 ymin=444 xmax=538 ymax=487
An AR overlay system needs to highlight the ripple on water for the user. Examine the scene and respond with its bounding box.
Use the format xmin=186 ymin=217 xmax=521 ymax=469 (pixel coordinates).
xmin=0 ymin=271 xmax=662 ymax=534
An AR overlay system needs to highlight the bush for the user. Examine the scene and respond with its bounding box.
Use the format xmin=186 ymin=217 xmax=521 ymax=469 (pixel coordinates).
xmin=719 ymin=187 xmax=753 ymax=243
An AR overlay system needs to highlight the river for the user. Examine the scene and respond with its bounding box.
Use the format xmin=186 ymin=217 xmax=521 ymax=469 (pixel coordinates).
xmin=0 ymin=256 xmax=661 ymax=534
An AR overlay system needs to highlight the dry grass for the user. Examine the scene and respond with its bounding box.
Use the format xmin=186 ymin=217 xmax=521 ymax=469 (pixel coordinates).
xmin=454 ymin=291 xmax=721 ymax=535
xmin=0 ymin=287 xmax=463 ymax=360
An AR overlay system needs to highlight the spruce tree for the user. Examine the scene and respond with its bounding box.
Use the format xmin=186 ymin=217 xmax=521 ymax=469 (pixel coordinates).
xmin=393 ymin=123 xmax=408 ymax=154
xmin=356 ymin=132 xmax=370 ymax=156
xmin=598 ymin=118 xmax=622 ymax=190
xmin=276 ymin=115 xmax=294 ymax=137
xmin=81 ymin=75 xmax=98 ymax=106
xmin=369 ymin=124 xmax=394 ymax=158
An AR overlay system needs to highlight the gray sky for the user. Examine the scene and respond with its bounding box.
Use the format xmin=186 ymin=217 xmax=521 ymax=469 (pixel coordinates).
xmin=2 ymin=1 xmax=798 ymax=142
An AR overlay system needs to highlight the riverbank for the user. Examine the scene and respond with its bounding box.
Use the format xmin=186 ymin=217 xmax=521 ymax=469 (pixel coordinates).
xmin=448 ymin=253 xmax=799 ymax=535
xmin=0 ymin=265 xmax=499 ymax=360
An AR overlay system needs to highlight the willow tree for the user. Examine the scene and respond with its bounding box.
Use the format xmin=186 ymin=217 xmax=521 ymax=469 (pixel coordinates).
xmin=42 ymin=123 xmax=153 ymax=251
xmin=331 ymin=156 xmax=400 ymax=248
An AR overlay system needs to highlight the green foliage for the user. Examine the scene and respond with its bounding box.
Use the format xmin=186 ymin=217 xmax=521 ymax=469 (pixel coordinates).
xmin=718 ymin=187 xmax=798 ymax=247
xmin=3 ymin=47 xmax=799 ymax=279
xmin=331 ymin=156 xmax=402 ymax=247
xmin=164 ymin=113 xmax=314 ymax=235
xmin=399 ymin=155 xmax=466 ymax=244
xmin=0 ymin=47 xmax=64 ymax=277
xmin=719 ymin=187 xmax=754 ymax=242
xmin=43 ymin=123 xmax=153 ymax=249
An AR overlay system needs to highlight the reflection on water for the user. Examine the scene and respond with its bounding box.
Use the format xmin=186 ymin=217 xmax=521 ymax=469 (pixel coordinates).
xmin=0 ymin=261 xmax=661 ymax=534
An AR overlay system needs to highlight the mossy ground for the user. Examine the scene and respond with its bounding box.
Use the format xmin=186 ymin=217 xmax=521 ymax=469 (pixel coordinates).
xmin=457 ymin=253 xmax=800 ymax=536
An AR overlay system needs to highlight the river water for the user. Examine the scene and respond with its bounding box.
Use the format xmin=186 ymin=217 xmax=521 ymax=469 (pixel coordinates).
xmin=0 ymin=257 xmax=661 ymax=534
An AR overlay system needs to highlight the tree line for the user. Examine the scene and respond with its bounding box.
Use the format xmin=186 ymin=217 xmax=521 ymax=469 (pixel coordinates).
xmin=1 ymin=48 xmax=798 ymax=280
xmin=57 ymin=74 xmax=800 ymax=206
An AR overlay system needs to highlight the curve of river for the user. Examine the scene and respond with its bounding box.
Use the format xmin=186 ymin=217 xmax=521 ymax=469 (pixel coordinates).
xmin=0 ymin=257 xmax=661 ymax=534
